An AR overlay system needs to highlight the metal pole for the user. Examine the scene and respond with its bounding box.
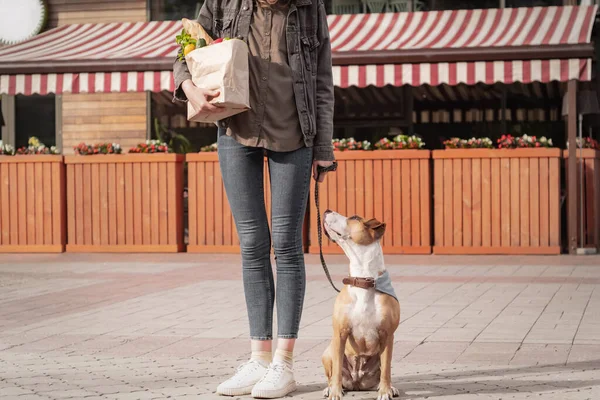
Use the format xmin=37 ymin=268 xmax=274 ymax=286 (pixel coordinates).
xmin=567 ymin=80 xmax=578 ymax=254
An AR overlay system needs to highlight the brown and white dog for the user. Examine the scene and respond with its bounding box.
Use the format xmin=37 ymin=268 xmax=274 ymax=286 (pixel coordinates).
xmin=321 ymin=210 xmax=401 ymax=400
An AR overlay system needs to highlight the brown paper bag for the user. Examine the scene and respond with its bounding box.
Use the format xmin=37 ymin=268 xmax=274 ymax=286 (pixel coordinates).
xmin=185 ymin=39 xmax=250 ymax=123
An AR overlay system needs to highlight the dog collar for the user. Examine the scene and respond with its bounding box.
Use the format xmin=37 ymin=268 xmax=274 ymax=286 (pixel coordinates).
xmin=342 ymin=276 xmax=376 ymax=289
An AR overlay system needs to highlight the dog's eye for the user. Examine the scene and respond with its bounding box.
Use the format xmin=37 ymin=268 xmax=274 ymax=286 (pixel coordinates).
xmin=348 ymin=215 xmax=361 ymax=221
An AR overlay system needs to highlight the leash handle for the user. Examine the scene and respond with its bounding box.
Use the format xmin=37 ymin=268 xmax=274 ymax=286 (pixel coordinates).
xmin=315 ymin=161 xmax=340 ymax=293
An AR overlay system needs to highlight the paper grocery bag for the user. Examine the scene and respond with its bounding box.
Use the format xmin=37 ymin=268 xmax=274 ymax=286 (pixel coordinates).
xmin=185 ymin=39 xmax=250 ymax=123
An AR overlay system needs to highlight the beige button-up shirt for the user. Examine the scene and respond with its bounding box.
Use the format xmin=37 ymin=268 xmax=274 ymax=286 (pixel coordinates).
xmin=226 ymin=2 xmax=304 ymax=152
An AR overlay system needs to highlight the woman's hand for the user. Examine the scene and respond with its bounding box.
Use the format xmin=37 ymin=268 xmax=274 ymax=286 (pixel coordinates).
xmin=313 ymin=160 xmax=335 ymax=183
xmin=182 ymin=79 xmax=222 ymax=113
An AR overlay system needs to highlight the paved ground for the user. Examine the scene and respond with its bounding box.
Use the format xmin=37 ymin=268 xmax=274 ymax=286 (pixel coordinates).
xmin=0 ymin=253 xmax=599 ymax=400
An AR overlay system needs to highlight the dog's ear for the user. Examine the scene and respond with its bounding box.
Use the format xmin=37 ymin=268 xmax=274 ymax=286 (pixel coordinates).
xmin=365 ymin=219 xmax=386 ymax=241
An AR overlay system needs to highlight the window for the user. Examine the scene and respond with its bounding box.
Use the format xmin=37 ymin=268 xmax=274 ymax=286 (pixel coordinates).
xmin=506 ymin=0 xmax=563 ymax=6
xmin=14 ymin=95 xmax=56 ymax=148
xmin=150 ymin=0 xmax=204 ymax=21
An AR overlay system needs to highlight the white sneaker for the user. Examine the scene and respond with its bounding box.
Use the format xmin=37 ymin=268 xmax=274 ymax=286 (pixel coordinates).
xmin=217 ymin=359 xmax=269 ymax=396
xmin=251 ymin=362 xmax=297 ymax=399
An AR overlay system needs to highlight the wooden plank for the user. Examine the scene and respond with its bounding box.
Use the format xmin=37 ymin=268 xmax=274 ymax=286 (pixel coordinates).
xmin=346 ymin=160 xmax=356 ymax=215
xmin=52 ymin=162 xmax=64 ymax=248
xmin=34 ymin=163 xmax=44 ymax=245
xmin=106 ymin=163 xmax=116 ymax=246
xmin=175 ymin=161 xmax=184 ymax=250
xmin=520 ymin=158 xmax=530 ymax=247
xmin=43 ymin=163 xmax=53 ymax=245
xmin=510 ymin=158 xmax=520 ymax=247
xmin=132 ymin=162 xmax=142 ymax=246
xmin=198 ymin=162 xmax=207 ymax=247
xmin=339 ymin=160 xmax=348 ymax=217
xmin=205 ymin=162 xmax=215 ymax=246
xmin=496 ymin=158 xmax=507 ymax=247
xmin=443 ymin=159 xmax=453 ymax=247
xmin=91 ymin=163 xmax=100 ymax=245
xmin=141 ymin=162 xmax=151 ymax=245
xmin=356 ymin=160 xmax=365 ymax=218
xmin=365 ymin=160 xmax=374 ymax=219
xmin=433 ymin=245 xmax=561 ymax=255
xmin=0 ymin=164 xmax=9 ymax=245
xmin=585 ymin=158 xmax=595 ymax=247
xmin=373 ymin=160 xmax=384 ymax=243
xmin=392 ymin=160 xmax=402 ymax=247
xmin=167 ymin=162 xmax=178 ymax=246
xmin=26 ymin=163 xmax=36 ymax=245
xmin=75 ymin=164 xmax=84 ymax=245
xmin=529 ymin=158 xmax=540 ymax=247
xmin=66 ymin=244 xmax=183 ymax=253
xmin=549 ymin=157 xmax=560 ymax=247
xmin=99 ymin=163 xmax=109 ymax=245
xmin=402 ymin=159 xmax=412 ymax=246
xmin=420 ymin=159 xmax=430 ymax=248
xmin=452 ymin=159 xmax=462 ymax=247
xmin=410 ymin=159 xmax=420 ymax=247
xmin=482 ymin=159 xmax=492 ymax=247
xmin=188 ymin=162 xmax=197 ymax=246
xmin=150 ymin=162 xmax=159 ymax=245
xmin=472 ymin=158 xmax=482 ymax=247
xmin=539 ymin=157 xmax=550 ymax=247
xmin=434 ymin=159 xmax=444 ymax=247
xmin=214 ymin=164 xmax=224 ymax=246
xmin=116 ymin=163 xmax=125 ymax=245
xmin=462 ymin=158 xmax=472 ymax=247
xmin=125 ymin=163 xmax=134 ymax=245
xmin=17 ymin=164 xmax=27 ymax=245
xmin=158 ymin=162 xmax=168 ymax=246
xmin=8 ymin=164 xmax=18 ymax=245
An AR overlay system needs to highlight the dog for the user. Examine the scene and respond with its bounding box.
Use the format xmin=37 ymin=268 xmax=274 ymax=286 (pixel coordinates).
xmin=321 ymin=210 xmax=401 ymax=400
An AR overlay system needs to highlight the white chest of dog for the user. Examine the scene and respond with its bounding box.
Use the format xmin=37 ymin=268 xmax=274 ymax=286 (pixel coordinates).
xmin=321 ymin=210 xmax=401 ymax=400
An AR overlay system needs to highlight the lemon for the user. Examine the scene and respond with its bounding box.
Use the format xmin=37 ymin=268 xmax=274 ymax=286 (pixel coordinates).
xmin=183 ymin=43 xmax=196 ymax=56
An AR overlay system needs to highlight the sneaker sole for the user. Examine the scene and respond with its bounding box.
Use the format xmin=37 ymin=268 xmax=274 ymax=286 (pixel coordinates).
xmin=251 ymin=380 xmax=297 ymax=399
xmin=217 ymin=384 xmax=255 ymax=397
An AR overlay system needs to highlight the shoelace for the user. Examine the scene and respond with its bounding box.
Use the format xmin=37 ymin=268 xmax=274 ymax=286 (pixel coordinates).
xmin=231 ymin=360 xmax=262 ymax=381
xmin=258 ymin=363 xmax=287 ymax=385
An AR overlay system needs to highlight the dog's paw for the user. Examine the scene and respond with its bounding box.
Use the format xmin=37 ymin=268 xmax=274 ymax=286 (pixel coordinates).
xmin=325 ymin=386 xmax=344 ymax=400
xmin=377 ymin=386 xmax=401 ymax=400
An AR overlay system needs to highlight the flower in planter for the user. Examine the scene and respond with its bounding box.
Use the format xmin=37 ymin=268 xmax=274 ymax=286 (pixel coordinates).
xmin=16 ymin=137 xmax=60 ymax=155
xmin=444 ymin=137 xmax=493 ymax=149
xmin=0 ymin=140 xmax=15 ymax=156
xmin=129 ymin=140 xmax=170 ymax=154
xmin=74 ymin=142 xmax=122 ymax=155
xmin=375 ymin=134 xmax=425 ymax=150
xmin=567 ymin=137 xmax=600 ymax=150
xmin=200 ymin=143 xmax=218 ymax=152
xmin=498 ymin=134 xmax=553 ymax=149
xmin=332 ymin=138 xmax=373 ymax=151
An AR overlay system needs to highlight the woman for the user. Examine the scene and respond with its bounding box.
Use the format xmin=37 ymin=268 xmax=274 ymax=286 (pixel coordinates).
xmin=173 ymin=0 xmax=335 ymax=398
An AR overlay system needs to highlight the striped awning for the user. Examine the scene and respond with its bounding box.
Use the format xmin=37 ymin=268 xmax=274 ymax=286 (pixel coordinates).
xmin=0 ymin=5 xmax=597 ymax=95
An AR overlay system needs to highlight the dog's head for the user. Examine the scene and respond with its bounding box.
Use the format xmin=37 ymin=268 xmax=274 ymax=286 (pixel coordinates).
xmin=323 ymin=210 xmax=386 ymax=261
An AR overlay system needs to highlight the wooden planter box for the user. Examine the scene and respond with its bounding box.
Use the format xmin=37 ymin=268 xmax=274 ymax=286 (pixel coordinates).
xmin=564 ymin=149 xmax=600 ymax=250
xmin=65 ymin=154 xmax=184 ymax=253
xmin=186 ymin=153 xmax=309 ymax=253
xmin=0 ymin=155 xmax=66 ymax=253
xmin=309 ymin=150 xmax=432 ymax=255
xmin=432 ymin=149 xmax=561 ymax=255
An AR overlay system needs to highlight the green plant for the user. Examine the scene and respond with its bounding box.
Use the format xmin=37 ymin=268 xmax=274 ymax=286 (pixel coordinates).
xmin=154 ymin=118 xmax=193 ymax=154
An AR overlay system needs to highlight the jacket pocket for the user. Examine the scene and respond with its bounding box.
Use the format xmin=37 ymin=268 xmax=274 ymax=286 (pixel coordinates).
xmin=213 ymin=18 xmax=233 ymax=39
xmin=301 ymin=35 xmax=320 ymax=75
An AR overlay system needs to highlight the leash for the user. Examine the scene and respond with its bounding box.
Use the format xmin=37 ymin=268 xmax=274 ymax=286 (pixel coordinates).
xmin=315 ymin=162 xmax=341 ymax=293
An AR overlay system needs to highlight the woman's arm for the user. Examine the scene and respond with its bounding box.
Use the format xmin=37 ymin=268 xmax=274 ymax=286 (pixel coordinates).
xmin=172 ymin=3 xmax=214 ymax=103
xmin=313 ymin=0 xmax=335 ymax=163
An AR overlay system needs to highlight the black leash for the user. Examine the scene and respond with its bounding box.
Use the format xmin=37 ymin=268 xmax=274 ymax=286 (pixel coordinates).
xmin=315 ymin=162 xmax=341 ymax=293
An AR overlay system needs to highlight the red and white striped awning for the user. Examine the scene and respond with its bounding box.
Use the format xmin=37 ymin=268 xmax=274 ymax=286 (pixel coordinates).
xmin=0 ymin=5 xmax=596 ymax=95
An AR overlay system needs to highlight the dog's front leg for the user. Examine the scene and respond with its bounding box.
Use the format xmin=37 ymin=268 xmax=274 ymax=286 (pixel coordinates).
xmin=328 ymin=328 xmax=349 ymax=400
xmin=377 ymin=334 xmax=400 ymax=400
